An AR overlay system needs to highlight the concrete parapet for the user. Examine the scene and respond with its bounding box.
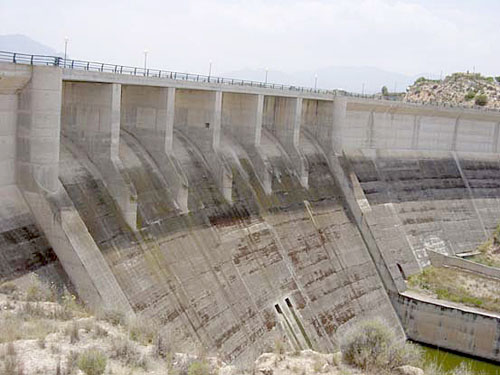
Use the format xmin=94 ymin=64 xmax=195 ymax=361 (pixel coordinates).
xmin=395 ymin=291 xmax=500 ymax=362
xmin=121 ymin=85 xmax=188 ymax=213
xmin=61 ymin=82 xmax=138 ymax=229
xmin=263 ymin=96 xmax=308 ymax=188
xmin=174 ymin=89 xmax=232 ymax=202
xmin=222 ymin=92 xmax=271 ymax=194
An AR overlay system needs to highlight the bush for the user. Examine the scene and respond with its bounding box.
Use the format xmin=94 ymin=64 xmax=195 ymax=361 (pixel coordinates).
xmin=464 ymin=91 xmax=476 ymax=101
xmin=0 ymin=282 xmax=17 ymax=295
xmin=381 ymin=86 xmax=389 ymax=96
xmin=496 ymin=76 xmax=500 ymax=83
xmin=127 ymin=317 xmax=158 ymax=345
xmin=77 ymin=349 xmax=107 ymax=375
xmin=475 ymin=94 xmax=488 ymax=106
xmin=188 ymin=360 xmax=210 ymax=375
xmin=110 ymin=337 xmax=144 ymax=368
xmin=340 ymin=319 xmax=421 ymax=371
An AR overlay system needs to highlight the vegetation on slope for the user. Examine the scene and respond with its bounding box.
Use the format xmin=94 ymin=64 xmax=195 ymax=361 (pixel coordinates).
xmin=404 ymin=73 xmax=500 ymax=109
xmin=408 ymin=266 xmax=500 ymax=313
xmin=0 ymin=276 xmax=488 ymax=374
xmin=469 ymin=224 xmax=500 ymax=269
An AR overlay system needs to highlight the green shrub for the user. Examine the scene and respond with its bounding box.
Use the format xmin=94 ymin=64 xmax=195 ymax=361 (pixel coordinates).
xmin=475 ymin=94 xmax=488 ymax=106
xmin=188 ymin=360 xmax=210 ymax=375
xmin=495 ymin=76 xmax=500 ymax=83
xmin=464 ymin=91 xmax=476 ymax=101
xmin=381 ymin=86 xmax=389 ymax=96
xmin=340 ymin=319 xmax=421 ymax=371
xmin=77 ymin=349 xmax=107 ymax=375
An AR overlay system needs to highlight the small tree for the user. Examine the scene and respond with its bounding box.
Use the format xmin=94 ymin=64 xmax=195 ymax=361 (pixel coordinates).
xmin=381 ymin=86 xmax=389 ymax=96
xmin=77 ymin=349 xmax=107 ymax=375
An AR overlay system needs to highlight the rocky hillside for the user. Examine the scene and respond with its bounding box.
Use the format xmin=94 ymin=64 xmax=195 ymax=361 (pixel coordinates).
xmin=404 ymin=73 xmax=500 ymax=110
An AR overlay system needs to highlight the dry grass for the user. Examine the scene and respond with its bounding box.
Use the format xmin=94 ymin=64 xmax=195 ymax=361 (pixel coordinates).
xmin=408 ymin=266 xmax=500 ymax=312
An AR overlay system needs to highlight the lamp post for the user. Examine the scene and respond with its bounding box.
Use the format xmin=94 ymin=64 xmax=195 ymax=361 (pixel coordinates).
xmin=208 ymin=60 xmax=212 ymax=80
xmin=265 ymin=68 xmax=268 ymax=84
xmin=143 ymin=49 xmax=148 ymax=74
xmin=64 ymin=37 xmax=69 ymax=68
xmin=362 ymin=83 xmax=365 ymax=95
xmin=314 ymin=74 xmax=318 ymax=90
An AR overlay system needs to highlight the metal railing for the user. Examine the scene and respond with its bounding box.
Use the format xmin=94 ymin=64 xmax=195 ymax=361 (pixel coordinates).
xmin=1 ymin=50 xmax=499 ymax=114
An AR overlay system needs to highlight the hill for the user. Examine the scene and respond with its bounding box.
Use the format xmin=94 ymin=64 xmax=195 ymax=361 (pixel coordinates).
xmin=405 ymin=73 xmax=500 ymax=110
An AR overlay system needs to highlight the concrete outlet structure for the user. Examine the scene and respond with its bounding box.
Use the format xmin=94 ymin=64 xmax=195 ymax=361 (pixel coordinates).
xmin=3 ymin=60 xmax=500 ymax=364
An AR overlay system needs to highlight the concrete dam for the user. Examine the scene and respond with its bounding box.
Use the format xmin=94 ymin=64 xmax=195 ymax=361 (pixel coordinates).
xmin=2 ymin=54 xmax=500 ymax=364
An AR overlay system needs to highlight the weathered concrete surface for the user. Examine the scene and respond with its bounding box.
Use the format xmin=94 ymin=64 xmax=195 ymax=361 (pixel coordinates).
xmin=121 ymin=85 xmax=188 ymax=213
xmin=0 ymin=63 xmax=31 ymax=187
xmin=221 ymin=92 xmax=271 ymax=194
xmin=5 ymin=63 xmax=500 ymax=365
xmin=0 ymin=185 xmax=56 ymax=281
xmin=174 ymin=89 xmax=232 ymax=201
xmin=394 ymin=291 xmax=500 ymax=362
xmin=335 ymin=99 xmax=500 ymax=154
xmin=61 ymin=82 xmax=138 ymax=229
xmin=345 ymin=150 xmax=492 ymax=274
xmin=55 ymin=114 xmax=401 ymax=363
xmin=263 ymin=96 xmax=308 ymax=188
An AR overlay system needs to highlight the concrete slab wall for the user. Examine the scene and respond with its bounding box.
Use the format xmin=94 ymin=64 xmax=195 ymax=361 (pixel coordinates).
xmin=263 ymin=96 xmax=308 ymax=187
xmin=221 ymin=92 xmax=271 ymax=193
xmin=301 ymin=99 xmax=335 ymax=154
xmin=174 ymin=88 xmax=232 ymax=201
xmin=335 ymin=102 xmax=500 ymax=155
xmin=121 ymin=85 xmax=188 ymax=213
xmin=395 ymin=291 xmax=500 ymax=362
xmin=61 ymin=82 xmax=138 ymax=229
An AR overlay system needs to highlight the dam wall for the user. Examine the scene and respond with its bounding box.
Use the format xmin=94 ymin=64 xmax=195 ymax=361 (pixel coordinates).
xmin=3 ymin=60 xmax=500 ymax=363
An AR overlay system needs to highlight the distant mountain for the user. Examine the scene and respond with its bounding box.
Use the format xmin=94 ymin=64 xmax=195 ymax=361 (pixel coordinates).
xmin=224 ymin=66 xmax=419 ymax=94
xmin=0 ymin=34 xmax=61 ymax=56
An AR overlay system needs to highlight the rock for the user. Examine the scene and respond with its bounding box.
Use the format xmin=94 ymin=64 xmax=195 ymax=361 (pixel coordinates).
xmin=219 ymin=365 xmax=238 ymax=375
xmin=395 ymin=365 xmax=425 ymax=375
xmin=258 ymin=367 xmax=273 ymax=375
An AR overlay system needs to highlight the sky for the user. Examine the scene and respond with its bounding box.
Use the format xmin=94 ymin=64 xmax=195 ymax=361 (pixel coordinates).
xmin=1 ymin=0 xmax=499 ymax=78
